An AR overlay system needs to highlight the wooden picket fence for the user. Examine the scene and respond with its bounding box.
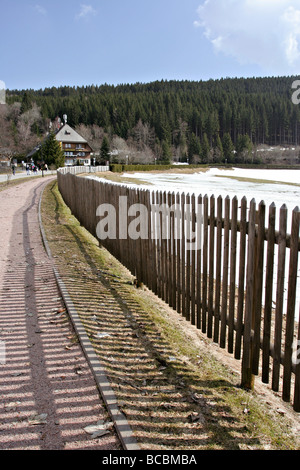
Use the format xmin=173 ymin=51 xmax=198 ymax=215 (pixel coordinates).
xmin=57 ymin=169 xmax=300 ymax=412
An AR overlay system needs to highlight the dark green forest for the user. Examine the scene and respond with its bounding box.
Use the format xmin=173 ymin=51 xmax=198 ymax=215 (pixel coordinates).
xmin=4 ymin=75 xmax=300 ymax=165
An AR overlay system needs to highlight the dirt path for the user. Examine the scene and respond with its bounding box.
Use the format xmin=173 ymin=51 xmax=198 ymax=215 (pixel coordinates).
xmin=0 ymin=177 xmax=121 ymax=450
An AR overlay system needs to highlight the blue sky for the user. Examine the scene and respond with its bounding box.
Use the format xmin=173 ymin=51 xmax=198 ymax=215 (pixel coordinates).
xmin=0 ymin=0 xmax=300 ymax=91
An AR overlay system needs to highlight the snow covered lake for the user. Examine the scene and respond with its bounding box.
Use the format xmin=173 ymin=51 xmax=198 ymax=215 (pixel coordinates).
xmin=121 ymin=167 xmax=300 ymax=224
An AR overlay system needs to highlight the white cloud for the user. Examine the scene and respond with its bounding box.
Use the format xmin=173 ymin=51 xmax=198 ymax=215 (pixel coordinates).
xmin=75 ymin=4 xmax=97 ymax=21
xmin=34 ymin=4 xmax=47 ymax=16
xmin=195 ymin=0 xmax=300 ymax=74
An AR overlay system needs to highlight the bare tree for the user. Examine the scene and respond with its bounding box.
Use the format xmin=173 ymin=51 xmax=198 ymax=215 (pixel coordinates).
xmin=131 ymin=119 xmax=156 ymax=151
xmin=75 ymin=123 xmax=105 ymax=153
xmin=17 ymin=103 xmax=43 ymax=154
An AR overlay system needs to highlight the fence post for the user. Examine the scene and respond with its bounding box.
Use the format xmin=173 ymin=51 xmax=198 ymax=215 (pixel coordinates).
xmin=202 ymin=195 xmax=208 ymax=333
xmin=208 ymin=195 xmax=215 ymax=338
xmin=235 ymin=196 xmax=247 ymax=360
xmin=181 ymin=192 xmax=186 ymax=319
xmin=272 ymin=204 xmax=287 ymax=392
xmin=252 ymin=200 xmax=266 ymax=375
xmin=220 ymin=196 xmax=230 ymax=348
xmin=262 ymin=202 xmax=276 ymax=384
xmin=241 ymin=199 xmax=256 ymax=390
xmin=294 ymin=307 xmax=300 ymax=412
xmin=283 ymin=206 xmax=300 ymax=403
xmin=228 ymin=196 xmax=238 ymax=354
xmin=185 ymin=193 xmax=191 ymax=321
xmin=213 ymin=195 xmax=222 ymax=344
xmin=176 ymin=192 xmax=181 ymax=314
xmin=196 ymin=194 xmax=203 ymax=330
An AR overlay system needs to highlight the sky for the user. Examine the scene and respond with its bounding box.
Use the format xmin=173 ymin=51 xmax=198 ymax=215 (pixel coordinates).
xmin=0 ymin=0 xmax=300 ymax=91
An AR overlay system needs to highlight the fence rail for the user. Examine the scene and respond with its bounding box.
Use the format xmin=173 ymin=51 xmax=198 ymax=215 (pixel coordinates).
xmin=57 ymin=169 xmax=300 ymax=412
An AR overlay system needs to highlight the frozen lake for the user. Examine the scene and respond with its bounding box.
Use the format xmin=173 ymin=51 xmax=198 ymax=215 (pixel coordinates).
xmin=122 ymin=167 xmax=300 ymax=225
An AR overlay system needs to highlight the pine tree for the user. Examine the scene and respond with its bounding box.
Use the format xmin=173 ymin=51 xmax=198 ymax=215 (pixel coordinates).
xmin=161 ymin=140 xmax=172 ymax=164
xmin=213 ymin=135 xmax=224 ymax=163
xmin=20 ymin=92 xmax=32 ymax=114
xmin=236 ymin=134 xmax=253 ymax=163
xmin=100 ymin=136 xmax=110 ymax=164
xmin=222 ymin=133 xmax=235 ymax=164
xmin=201 ymin=133 xmax=210 ymax=163
xmin=188 ymin=133 xmax=201 ymax=162
xmin=41 ymin=131 xmax=65 ymax=169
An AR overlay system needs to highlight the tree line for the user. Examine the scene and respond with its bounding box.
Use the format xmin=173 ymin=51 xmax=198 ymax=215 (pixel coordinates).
xmin=4 ymin=75 xmax=300 ymax=165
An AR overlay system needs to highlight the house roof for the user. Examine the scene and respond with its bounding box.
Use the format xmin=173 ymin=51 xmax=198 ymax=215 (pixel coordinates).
xmin=26 ymin=122 xmax=93 ymax=159
xmin=55 ymin=124 xmax=87 ymax=144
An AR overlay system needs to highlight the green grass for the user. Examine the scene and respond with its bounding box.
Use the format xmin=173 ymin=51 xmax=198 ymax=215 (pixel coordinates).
xmin=215 ymin=174 xmax=300 ymax=188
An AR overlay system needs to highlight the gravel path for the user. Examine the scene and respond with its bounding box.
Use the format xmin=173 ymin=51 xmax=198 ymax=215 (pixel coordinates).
xmin=0 ymin=177 xmax=121 ymax=450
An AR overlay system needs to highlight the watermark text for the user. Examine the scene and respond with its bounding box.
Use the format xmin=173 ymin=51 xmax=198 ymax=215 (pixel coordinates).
xmin=291 ymin=79 xmax=300 ymax=105
xmin=96 ymin=196 xmax=203 ymax=251
xmin=0 ymin=340 xmax=6 ymax=365
xmin=0 ymin=80 xmax=6 ymax=105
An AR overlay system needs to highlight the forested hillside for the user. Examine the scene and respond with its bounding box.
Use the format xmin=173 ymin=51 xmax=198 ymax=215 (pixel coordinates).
xmin=3 ymin=75 xmax=300 ymax=165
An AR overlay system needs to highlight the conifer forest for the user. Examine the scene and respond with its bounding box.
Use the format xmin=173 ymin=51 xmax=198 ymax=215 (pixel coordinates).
xmin=2 ymin=75 xmax=300 ymax=165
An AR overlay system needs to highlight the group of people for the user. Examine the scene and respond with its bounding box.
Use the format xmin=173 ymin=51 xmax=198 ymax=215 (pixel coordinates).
xmin=10 ymin=162 xmax=49 ymax=177
xmin=25 ymin=163 xmax=48 ymax=175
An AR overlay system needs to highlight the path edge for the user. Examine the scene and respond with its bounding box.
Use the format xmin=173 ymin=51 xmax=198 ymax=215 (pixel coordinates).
xmin=38 ymin=180 xmax=140 ymax=451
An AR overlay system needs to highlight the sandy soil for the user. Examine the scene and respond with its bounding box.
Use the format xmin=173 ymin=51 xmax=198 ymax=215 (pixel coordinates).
xmin=0 ymin=177 xmax=121 ymax=450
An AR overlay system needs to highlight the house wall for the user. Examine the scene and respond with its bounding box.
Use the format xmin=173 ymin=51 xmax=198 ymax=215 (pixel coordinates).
xmin=61 ymin=142 xmax=92 ymax=166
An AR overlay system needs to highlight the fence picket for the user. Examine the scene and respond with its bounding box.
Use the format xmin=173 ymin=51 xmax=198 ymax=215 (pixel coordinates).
xmin=252 ymin=200 xmax=266 ymax=375
xmin=220 ymin=196 xmax=230 ymax=348
xmin=241 ymin=199 xmax=256 ymax=390
xmin=202 ymin=195 xmax=208 ymax=333
xmin=235 ymin=196 xmax=247 ymax=360
xmin=213 ymin=195 xmax=222 ymax=344
xmin=283 ymin=207 xmax=300 ymax=402
xmin=208 ymin=195 xmax=215 ymax=338
xmin=272 ymin=205 xmax=288 ymax=392
xmin=186 ymin=193 xmax=191 ymax=322
xmin=228 ymin=196 xmax=238 ymax=354
xmin=294 ymin=309 xmax=300 ymax=412
xmin=262 ymin=203 xmax=276 ymax=383
xmin=181 ymin=192 xmax=186 ymax=319
xmin=176 ymin=192 xmax=181 ymax=313
xmin=196 ymin=194 xmax=203 ymax=330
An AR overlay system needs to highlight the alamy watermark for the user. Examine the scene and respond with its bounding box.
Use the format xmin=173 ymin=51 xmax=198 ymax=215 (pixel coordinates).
xmin=0 ymin=80 xmax=6 ymax=105
xmin=96 ymin=196 xmax=203 ymax=251
xmin=0 ymin=340 xmax=6 ymax=365
xmin=291 ymin=80 xmax=300 ymax=105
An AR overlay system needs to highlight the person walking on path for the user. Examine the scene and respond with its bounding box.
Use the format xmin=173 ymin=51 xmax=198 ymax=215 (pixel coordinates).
xmin=0 ymin=177 xmax=121 ymax=450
